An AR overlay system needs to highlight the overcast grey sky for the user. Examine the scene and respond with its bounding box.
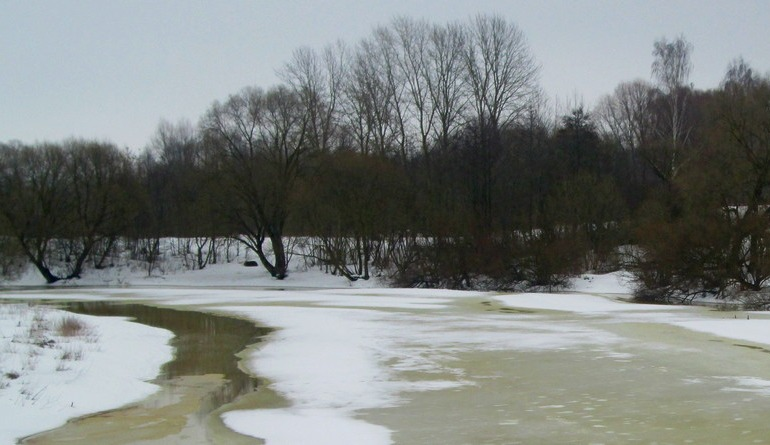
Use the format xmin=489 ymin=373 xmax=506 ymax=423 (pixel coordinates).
xmin=2 ymin=0 xmax=769 ymax=150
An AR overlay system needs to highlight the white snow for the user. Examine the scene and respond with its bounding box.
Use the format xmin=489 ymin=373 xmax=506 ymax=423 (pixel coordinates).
xmin=495 ymin=292 xmax=677 ymax=313
xmin=12 ymin=260 xmax=386 ymax=290
xmin=672 ymin=318 xmax=770 ymax=346
xmin=219 ymin=306 xmax=401 ymax=445
xmin=0 ymin=304 xmax=173 ymax=445
xmin=224 ymin=408 xmax=391 ymax=445
xmin=568 ymin=271 xmax=636 ymax=294
xmin=718 ymin=376 xmax=770 ymax=396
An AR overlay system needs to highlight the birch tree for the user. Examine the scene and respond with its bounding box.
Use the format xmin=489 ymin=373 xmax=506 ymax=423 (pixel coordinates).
xmin=649 ymin=35 xmax=694 ymax=182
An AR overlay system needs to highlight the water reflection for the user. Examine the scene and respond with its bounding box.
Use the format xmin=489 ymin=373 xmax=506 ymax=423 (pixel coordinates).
xmin=64 ymin=302 xmax=270 ymax=414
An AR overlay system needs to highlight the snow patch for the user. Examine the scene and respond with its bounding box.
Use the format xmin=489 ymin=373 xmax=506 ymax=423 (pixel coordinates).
xmin=569 ymin=271 xmax=635 ymax=294
xmin=223 ymin=408 xmax=391 ymax=445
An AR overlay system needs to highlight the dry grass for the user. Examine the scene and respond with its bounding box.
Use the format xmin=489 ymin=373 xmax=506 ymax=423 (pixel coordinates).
xmin=56 ymin=346 xmax=85 ymax=371
xmin=58 ymin=346 xmax=84 ymax=362
xmin=55 ymin=316 xmax=87 ymax=337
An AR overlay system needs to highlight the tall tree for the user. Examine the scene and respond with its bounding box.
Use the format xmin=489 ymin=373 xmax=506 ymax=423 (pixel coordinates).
xmin=648 ymin=35 xmax=694 ymax=182
xmin=717 ymin=60 xmax=770 ymax=290
xmin=149 ymin=120 xmax=227 ymax=268
xmin=342 ymin=38 xmax=399 ymax=157
xmin=279 ymin=43 xmax=347 ymax=153
xmin=0 ymin=143 xmax=71 ymax=283
xmin=463 ymin=14 xmax=540 ymax=132
xmin=595 ymin=80 xmax=658 ymax=205
xmin=461 ymin=14 xmax=540 ymax=230
xmin=202 ymin=86 xmax=310 ymax=279
xmin=595 ymin=80 xmax=656 ymax=162
xmin=427 ymin=22 xmax=467 ymax=154
xmin=391 ymin=17 xmax=435 ymax=159
xmin=64 ymin=140 xmax=135 ymax=277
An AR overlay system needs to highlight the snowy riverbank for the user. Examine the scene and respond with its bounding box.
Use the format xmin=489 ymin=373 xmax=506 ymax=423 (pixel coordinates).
xmin=0 ymin=304 xmax=173 ymax=444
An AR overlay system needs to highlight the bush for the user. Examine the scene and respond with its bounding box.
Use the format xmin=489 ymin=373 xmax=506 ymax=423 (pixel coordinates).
xmin=738 ymin=291 xmax=770 ymax=311
xmin=55 ymin=316 xmax=88 ymax=337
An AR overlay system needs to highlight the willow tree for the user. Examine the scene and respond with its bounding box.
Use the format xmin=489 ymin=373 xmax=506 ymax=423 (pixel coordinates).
xmin=0 ymin=143 xmax=70 ymax=283
xmin=202 ymin=86 xmax=310 ymax=279
xmin=717 ymin=60 xmax=770 ymax=291
xmin=64 ymin=140 xmax=135 ymax=276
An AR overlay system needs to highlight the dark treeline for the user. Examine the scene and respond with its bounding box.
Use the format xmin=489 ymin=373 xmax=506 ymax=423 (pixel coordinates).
xmin=2 ymin=15 xmax=770 ymax=303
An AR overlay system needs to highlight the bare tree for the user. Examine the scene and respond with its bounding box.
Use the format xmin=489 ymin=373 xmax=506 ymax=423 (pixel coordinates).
xmin=279 ymin=42 xmax=348 ymax=153
xmin=462 ymin=14 xmax=540 ymax=131
xmin=0 ymin=143 xmax=71 ymax=283
xmin=342 ymin=37 xmax=400 ymax=157
xmin=148 ymin=119 xmax=227 ymax=269
xmin=388 ymin=18 xmax=468 ymax=160
xmin=595 ymin=80 xmax=656 ymax=154
xmin=428 ymin=21 xmax=467 ymax=153
xmin=595 ymin=80 xmax=658 ymax=197
xmin=722 ymin=57 xmax=757 ymax=92
xmin=459 ymin=15 xmax=541 ymax=230
xmin=717 ymin=60 xmax=770 ymax=290
xmin=65 ymin=140 xmax=135 ymax=277
xmin=390 ymin=17 xmax=435 ymax=158
xmin=374 ymin=25 xmax=413 ymax=162
xmin=650 ymin=35 xmax=694 ymax=182
xmin=202 ymin=85 xmax=310 ymax=279
xmin=301 ymin=152 xmax=410 ymax=281
xmin=152 ymin=119 xmax=200 ymax=167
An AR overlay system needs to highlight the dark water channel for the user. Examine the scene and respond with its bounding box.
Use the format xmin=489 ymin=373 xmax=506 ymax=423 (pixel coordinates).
xmin=21 ymin=301 xmax=270 ymax=444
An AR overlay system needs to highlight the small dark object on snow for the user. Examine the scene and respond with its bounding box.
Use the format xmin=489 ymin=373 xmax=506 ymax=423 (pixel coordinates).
xmin=243 ymin=261 xmax=259 ymax=267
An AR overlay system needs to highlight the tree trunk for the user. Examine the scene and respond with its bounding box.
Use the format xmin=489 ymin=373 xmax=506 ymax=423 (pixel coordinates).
xmin=269 ymin=233 xmax=288 ymax=279
xmin=18 ymin=236 xmax=60 ymax=283
xmin=67 ymin=245 xmax=90 ymax=280
xmin=94 ymin=236 xmax=116 ymax=269
xmin=33 ymin=260 xmax=60 ymax=284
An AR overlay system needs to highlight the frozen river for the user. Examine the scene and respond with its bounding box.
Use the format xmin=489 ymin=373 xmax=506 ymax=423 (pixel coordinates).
xmin=5 ymin=285 xmax=770 ymax=444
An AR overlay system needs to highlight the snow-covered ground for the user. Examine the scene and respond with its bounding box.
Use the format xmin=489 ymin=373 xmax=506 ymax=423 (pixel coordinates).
xmin=7 ymin=255 xmax=385 ymax=290
xmin=3 ymin=265 xmax=770 ymax=444
xmin=0 ymin=304 xmax=173 ymax=444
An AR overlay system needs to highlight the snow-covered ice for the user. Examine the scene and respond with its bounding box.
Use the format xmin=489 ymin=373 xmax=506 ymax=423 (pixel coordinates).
xmin=672 ymin=318 xmax=770 ymax=346
xmin=496 ymin=292 xmax=675 ymax=313
xmin=212 ymin=296 xmax=622 ymax=444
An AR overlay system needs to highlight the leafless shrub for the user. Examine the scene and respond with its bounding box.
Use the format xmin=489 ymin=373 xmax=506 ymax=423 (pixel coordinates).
xmin=57 ymin=346 xmax=85 ymax=371
xmin=738 ymin=291 xmax=770 ymax=311
xmin=55 ymin=316 xmax=88 ymax=337
xmin=22 ymin=349 xmax=39 ymax=371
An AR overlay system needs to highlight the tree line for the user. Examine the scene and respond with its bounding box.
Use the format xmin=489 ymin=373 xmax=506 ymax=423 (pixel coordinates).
xmin=2 ymin=15 xmax=770 ymax=303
